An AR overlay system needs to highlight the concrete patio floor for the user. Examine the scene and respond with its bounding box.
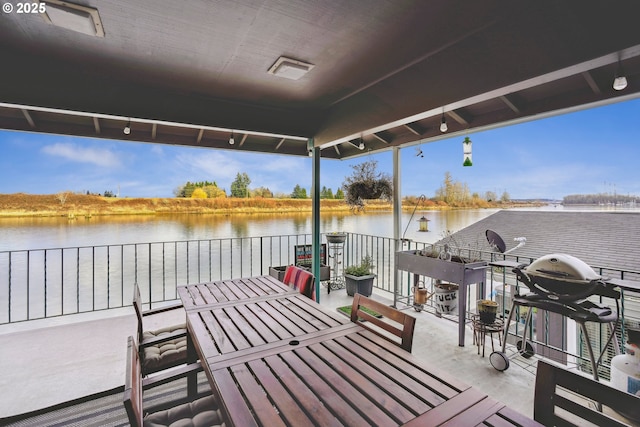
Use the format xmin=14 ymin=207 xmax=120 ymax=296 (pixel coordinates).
xmin=0 ymin=286 xmax=537 ymax=420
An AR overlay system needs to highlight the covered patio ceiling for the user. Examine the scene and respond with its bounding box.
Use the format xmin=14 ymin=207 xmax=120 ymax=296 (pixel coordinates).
xmin=1 ymin=0 xmax=640 ymax=160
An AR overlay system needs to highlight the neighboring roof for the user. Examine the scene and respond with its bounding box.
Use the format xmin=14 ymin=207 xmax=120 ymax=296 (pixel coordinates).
xmin=440 ymin=210 xmax=640 ymax=278
xmin=1 ymin=1 xmax=640 ymax=158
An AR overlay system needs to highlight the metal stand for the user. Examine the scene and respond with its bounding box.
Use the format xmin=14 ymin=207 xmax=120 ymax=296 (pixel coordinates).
xmin=327 ymin=240 xmax=345 ymax=292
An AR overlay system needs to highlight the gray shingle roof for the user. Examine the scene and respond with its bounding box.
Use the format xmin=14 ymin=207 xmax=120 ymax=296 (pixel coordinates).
xmin=439 ymin=210 xmax=640 ymax=278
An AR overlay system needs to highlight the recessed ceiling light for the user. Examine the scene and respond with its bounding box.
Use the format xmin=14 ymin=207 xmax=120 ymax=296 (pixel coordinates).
xmin=268 ymin=56 xmax=314 ymax=80
xmin=40 ymin=0 xmax=104 ymax=37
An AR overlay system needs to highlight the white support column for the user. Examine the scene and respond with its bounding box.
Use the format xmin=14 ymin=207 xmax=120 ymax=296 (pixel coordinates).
xmin=392 ymin=146 xmax=402 ymax=307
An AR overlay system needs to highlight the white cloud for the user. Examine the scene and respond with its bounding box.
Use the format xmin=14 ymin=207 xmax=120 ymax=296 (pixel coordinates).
xmin=42 ymin=142 xmax=121 ymax=168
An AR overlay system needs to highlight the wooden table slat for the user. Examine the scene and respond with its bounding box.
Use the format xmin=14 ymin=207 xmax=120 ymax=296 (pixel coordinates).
xmin=207 ymin=323 xmax=360 ymax=370
xmin=212 ymin=368 xmax=261 ymax=427
xmin=306 ymin=340 xmax=420 ymax=424
xmin=348 ymin=330 xmax=470 ymax=397
xmin=234 ymin=303 xmax=282 ymax=343
xmin=495 ymin=406 xmax=543 ymax=427
xmin=285 ymin=294 xmax=349 ymax=325
xmin=288 ymin=348 xmax=398 ymax=426
xmin=213 ymin=306 xmax=258 ymax=350
xmin=441 ymin=396 xmax=505 ymax=426
xmin=249 ymin=275 xmax=291 ymax=294
xmin=400 ymin=388 xmax=487 ymax=427
xmin=186 ymin=310 xmax=221 ymax=358
xmin=259 ymin=353 xmax=348 ymax=426
xmin=281 ymin=348 xmax=368 ymax=426
xmin=254 ymin=299 xmax=308 ymax=337
xmin=323 ymin=334 xmax=436 ymax=414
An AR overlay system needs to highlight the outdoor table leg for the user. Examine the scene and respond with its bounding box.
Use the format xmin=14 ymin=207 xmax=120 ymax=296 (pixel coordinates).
xmin=186 ymin=333 xmax=198 ymax=398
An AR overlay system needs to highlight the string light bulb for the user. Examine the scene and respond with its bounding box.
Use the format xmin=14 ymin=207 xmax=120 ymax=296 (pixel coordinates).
xmin=440 ymin=113 xmax=448 ymax=133
xmin=123 ymin=120 xmax=131 ymax=135
xmin=229 ymin=132 xmax=235 ymax=145
xmin=613 ymin=61 xmax=628 ymax=91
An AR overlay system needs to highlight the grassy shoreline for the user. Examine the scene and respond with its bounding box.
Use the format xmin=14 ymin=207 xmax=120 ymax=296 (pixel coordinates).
xmin=0 ymin=193 xmax=534 ymax=218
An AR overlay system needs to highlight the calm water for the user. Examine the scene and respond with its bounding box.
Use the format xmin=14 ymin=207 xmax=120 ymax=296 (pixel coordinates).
xmin=2 ymin=204 xmax=638 ymax=251
xmin=0 ymin=209 xmax=502 ymax=251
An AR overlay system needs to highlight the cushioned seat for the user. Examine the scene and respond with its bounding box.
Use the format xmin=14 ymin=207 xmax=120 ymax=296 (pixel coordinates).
xmin=133 ymin=283 xmax=189 ymax=375
xmin=124 ymin=336 xmax=226 ymax=427
xmin=141 ymin=324 xmax=188 ymax=375
xmin=143 ymin=395 xmax=225 ymax=427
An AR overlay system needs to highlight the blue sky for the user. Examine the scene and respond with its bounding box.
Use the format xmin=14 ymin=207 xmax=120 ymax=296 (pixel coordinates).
xmin=1 ymin=98 xmax=639 ymax=200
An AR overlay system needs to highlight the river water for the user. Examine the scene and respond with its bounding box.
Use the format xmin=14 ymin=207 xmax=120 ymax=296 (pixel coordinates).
xmin=0 ymin=209 xmax=502 ymax=251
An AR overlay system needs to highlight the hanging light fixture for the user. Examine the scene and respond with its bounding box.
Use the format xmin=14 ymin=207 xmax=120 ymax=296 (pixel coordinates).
xmin=123 ymin=119 xmax=131 ymax=135
xmin=229 ymin=132 xmax=235 ymax=145
xmin=440 ymin=113 xmax=448 ymax=133
xmin=613 ymin=58 xmax=628 ymax=91
xmin=463 ymin=136 xmax=473 ymax=166
xmin=358 ymin=138 xmax=365 ymax=150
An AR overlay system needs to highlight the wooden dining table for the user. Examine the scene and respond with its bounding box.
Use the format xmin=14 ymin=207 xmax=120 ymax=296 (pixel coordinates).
xmin=180 ymin=275 xmax=542 ymax=427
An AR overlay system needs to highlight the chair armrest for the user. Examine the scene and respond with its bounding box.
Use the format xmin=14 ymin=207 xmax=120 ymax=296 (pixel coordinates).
xmin=142 ymin=361 xmax=203 ymax=390
xmin=141 ymin=301 xmax=184 ymax=317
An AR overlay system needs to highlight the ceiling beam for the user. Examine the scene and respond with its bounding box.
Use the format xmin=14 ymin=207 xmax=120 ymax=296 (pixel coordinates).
xmin=275 ymin=138 xmax=285 ymax=151
xmin=239 ymin=133 xmax=249 ymax=147
xmin=581 ymin=71 xmax=601 ymax=94
xmin=151 ymin=123 xmax=157 ymax=139
xmin=499 ymin=95 xmax=522 ymax=114
xmin=93 ymin=117 xmax=100 ymax=134
xmin=447 ymin=109 xmax=473 ymax=126
xmin=21 ymin=109 xmax=35 ymax=128
xmin=404 ymin=123 xmax=424 ymax=136
xmin=372 ymin=132 xmax=391 ymax=144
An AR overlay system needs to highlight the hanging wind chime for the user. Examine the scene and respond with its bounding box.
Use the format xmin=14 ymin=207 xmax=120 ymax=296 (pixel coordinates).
xmin=463 ymin=136 xmax=472 ymax=167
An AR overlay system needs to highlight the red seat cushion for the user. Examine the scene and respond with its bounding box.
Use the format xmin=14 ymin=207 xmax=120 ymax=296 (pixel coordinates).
xmin=283 ymin=266 xmax=316 ymax=301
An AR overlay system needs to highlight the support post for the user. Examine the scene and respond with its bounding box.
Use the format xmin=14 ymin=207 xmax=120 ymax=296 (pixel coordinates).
xmin=392 ymin=146 xmax=402 ymax=307
xmin=310 ymin=139 xmax=321 ymax=302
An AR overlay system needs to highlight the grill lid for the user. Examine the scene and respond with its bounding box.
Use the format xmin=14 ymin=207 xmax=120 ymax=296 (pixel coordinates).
xmin=524 ymin=253 xmax=601 ymax=283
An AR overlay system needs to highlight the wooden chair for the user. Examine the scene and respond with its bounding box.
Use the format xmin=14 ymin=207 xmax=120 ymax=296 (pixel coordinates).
xmin=124 ymin=336 xmax=225 ymax=427
xmin=133 ymin=283 xmax=189 ymax=375
xmin=282 ymin=265 xmax=316 ymax=300
xmin=350 ymin=293 xmax=416 ymax=352
xmin=534 ymin=359 xmax=640 ymax=426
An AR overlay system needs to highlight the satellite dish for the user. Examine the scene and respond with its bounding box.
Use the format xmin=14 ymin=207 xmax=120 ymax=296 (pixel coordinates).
xmin=486 ymin=229 xmax=506 ymax=253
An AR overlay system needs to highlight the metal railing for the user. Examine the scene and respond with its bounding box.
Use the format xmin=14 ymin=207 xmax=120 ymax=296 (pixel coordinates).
xmin=2 ymin=231 xmax=639 ymax=377
xmin=0 ymin=234 xmax=317 ymax=324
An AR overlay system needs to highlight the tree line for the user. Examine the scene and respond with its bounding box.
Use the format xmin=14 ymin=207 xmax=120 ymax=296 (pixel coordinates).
xmin=563 ymin=193 xmax=639 ymax=205
xmin=174 ymin=174 xmax=344 ymax=199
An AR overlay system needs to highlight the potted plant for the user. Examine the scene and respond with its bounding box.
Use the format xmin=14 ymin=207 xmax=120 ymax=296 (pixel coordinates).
xmin=342 ymin=160 xmax=392 ymax=211
xmin=344 ymin=255 xmax=375 ymax=297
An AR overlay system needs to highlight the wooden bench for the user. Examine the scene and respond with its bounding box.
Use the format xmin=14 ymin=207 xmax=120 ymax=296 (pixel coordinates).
xmin=534 ymin=359 xmax=640 ymax=426
xmin=350 ymin=293 xmax=416 ymax=352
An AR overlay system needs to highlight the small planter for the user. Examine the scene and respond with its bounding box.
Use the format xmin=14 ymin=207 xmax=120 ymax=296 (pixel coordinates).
xmin=326 ymin=232 xmax=347 ymax=244
xmin=344 ymin=274 xmax=375 ymax=297
xmin=299 ymin=263 xmax=331 ymax=282
xmin=434 ymin=282 xmax=458 ymax=315
xmin=269 ymin=266 xmax=288 ymax=281
xmin=477 ymin=299 xmax=498 ymax=323
xmin=270 ymin=264 xmax=330 ymax=282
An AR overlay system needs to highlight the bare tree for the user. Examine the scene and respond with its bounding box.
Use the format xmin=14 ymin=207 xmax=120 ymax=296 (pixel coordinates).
xmin=56 ymin=191 xmax=71 ymax=206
